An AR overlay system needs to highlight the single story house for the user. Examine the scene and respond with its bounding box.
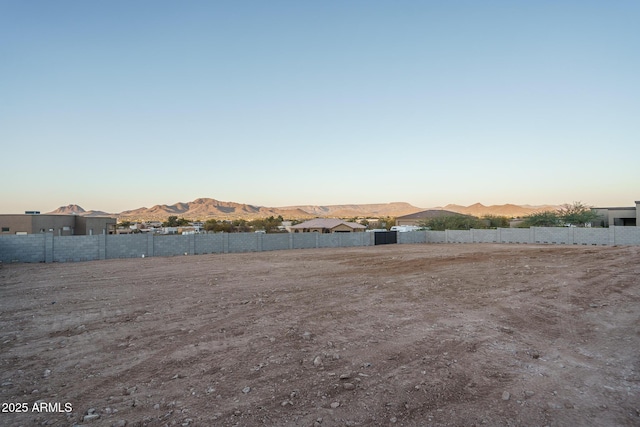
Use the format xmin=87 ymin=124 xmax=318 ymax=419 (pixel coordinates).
xmin=593 ymin=201 xmax=639 ymax=227
xmin=290 ymin=218 xmax=366 ymax=233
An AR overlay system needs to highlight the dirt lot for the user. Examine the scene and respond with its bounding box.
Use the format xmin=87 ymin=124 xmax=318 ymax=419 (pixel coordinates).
xmin=1 ymin=243 xmax=639 ymax=427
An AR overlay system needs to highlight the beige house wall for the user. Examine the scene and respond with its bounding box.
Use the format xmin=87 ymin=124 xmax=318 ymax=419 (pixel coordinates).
xmin=593 ymin=202 xmax=639 ymax=227
xmin=0 ymin=216 xmax=33 ymax=234
xmin=0 ymin=215 xmax=116 ymax=235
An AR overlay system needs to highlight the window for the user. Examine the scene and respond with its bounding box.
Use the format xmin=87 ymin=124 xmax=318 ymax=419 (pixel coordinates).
xmin=1 ymin=227 xmax=9 ymax=232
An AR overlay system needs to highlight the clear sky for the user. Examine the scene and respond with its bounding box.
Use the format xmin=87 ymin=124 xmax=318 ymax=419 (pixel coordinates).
xmin=1 ymin=1 xmax=638 ymax=214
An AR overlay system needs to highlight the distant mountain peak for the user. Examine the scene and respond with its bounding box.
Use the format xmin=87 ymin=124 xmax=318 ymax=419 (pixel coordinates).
xmin=48 ymin=204 xmax=86 ymax=214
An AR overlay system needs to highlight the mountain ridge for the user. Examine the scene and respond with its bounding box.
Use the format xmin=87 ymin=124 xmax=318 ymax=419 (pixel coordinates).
xmin=46 ymin=198 xmax=560 ymax=221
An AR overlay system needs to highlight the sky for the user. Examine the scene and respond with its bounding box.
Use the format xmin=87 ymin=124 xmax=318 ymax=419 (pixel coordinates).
xmin=1 ymin=1 xmax=639 ymax=214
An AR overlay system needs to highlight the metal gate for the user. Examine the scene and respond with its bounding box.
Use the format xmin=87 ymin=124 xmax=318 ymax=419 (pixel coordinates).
xmin=374 ymin=231 xmax=397 ymax=245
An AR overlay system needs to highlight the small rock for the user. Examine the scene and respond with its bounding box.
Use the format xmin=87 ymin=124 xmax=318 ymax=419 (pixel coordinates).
xmin=242 ymin=386 xmax=251 ymax=393
xmin=83 ymin=413 xmax=100 ymax=422
xmin=153 ymin=403 xmax=160 ymax=410
xmin=343 ymin=383 xmax=355 ymax=390
xmin=112 ymin=421 xmax=126 ymax=427
xmin=313 ymin=356 xmax=323 ymax=367
xmin=302 ymin=331 xmax=311 ymax=340
xmin=390 ymin=417 xmax=397 ymax=423
xmin=502 ymin=391 xmax=511 ymax=401
xmin=525 ymin=390 xmax=535 ymax=398
xmin=339 ymin=373 xmax=351 ymax=380
xmin=43 ymin=369 xmax=51 ymax=378
xmin=330 ymin=401 xmax=340 ymax=408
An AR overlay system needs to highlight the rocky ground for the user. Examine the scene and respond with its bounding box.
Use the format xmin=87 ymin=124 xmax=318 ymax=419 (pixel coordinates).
xmin=1 ymin=243 xmax=639 ymax=426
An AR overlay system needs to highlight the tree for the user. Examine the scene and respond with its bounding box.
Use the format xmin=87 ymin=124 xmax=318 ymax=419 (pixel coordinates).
xmin=558 ymin=202 xmax=599 ymax=227
xmin=232 ymin=219 xmax=251 ymax=233
xmin=418 ymin=215 xmax=484 ymax=231
xmin=520 ymin=210 xmax=562 ymax=227
xmin=482 ymin=215 xmax=510 ymax=228
xmin=249 ymin=215 xmax=283 ymax=233
xmin=378 ymin=216 xmax=396 ymax=231
xmin=163 ymin=216 xmax=190 ymax=227
xmin=204 ymin=219 xmax=232 ymax=233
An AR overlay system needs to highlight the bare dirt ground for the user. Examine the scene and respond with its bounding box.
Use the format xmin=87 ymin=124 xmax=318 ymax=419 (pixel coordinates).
xmin=1 ymin=243 xmax=639 ymax=427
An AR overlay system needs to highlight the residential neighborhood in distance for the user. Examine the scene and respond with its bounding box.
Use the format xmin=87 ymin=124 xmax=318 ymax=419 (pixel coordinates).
xmin=0 ymin=198 xmax=637 ymax=236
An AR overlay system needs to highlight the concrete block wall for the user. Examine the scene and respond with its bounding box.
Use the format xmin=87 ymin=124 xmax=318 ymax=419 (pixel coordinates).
xmin=0 ymin=234 xmax=46 ymax=263
xmin=532 ymin=227 xmax=570 ymax=244
xmin=445 ymin=230 xmax=473 ymax=243
xmin=337 ymin=232 xmax=371 ymax=247
xmin=154 ymin=235 xmax=191 ymax=257
xmin=471 ymin=229 xmax=498 ymax=243
xmin=612 ymin=226 xmax=640 ymax=246
xmin=292 ymin=233 xmax=317 ymax=249
xmin=573 ymin=228 xmax=609 ymax=245
xmin=53 ymin=235 xmax=101 ymax=262
xmin=195 ymin=234 xmax=225 ymax=254
xmin=106 ymin=235 xmax=148 ymax=259
xmin=499 ymin=228 xmax=531 ymax=243
xmin=316 ymin=233 xmax=338 ymax=248
xmin=227 ymin=233 xmax=259 ymax=253
xmin=398 ymin=231 xmax=426 ymax=244
xmin=261 ymin=234 xmax=291 ymax=251
xmin=2 ymin=226 xmax=640 ymax=263
xmin=425 ymin=231 xmax=446 ymax=243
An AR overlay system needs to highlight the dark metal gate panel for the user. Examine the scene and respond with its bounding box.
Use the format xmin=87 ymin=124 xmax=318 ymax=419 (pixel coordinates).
xmin=374 ymin=231 xmax=397 ymax=245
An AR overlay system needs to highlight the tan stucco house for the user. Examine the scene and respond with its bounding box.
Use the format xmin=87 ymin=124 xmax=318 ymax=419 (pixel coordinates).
xmin=290 ymin=218 xmax=366 ymax=233
xmin=593 ymin=201 xmax=639 ymax=227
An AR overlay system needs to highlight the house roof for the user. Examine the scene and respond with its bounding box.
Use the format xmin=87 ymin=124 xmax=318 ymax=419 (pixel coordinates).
xmin=396 ymin=209 xmax=466 ymax=220
xmin=290 ymin=218 xmax=366 ymax=230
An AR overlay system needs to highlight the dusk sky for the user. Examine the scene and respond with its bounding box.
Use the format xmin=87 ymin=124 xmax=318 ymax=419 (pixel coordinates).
xmin=1 ymin=1 xmax=638 ymax=214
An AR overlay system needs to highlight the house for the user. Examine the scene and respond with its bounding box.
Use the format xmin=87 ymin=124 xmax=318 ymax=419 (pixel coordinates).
xmin=593 ymin=201 xmax=639 ymax=227
xmin=395 ymin=209 xmax=467 ymax=227
xmin=289 ymin=218 xmax=366 ymax=233
xmin=0 ymin=213 xmax=117 ymax=235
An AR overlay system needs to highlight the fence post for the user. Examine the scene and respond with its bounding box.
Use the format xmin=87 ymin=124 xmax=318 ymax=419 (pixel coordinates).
xmin=98 ymin=233 xmax=106 ymax=260
xmin=609 ymin=226 xmax=616 ymax=246
xmin=45 ymin=233 xmax=54 ymax=263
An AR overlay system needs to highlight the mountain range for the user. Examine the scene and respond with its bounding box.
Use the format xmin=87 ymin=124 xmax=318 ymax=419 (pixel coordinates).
xmin=47 ymin=198 xmax=558 ymax=221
